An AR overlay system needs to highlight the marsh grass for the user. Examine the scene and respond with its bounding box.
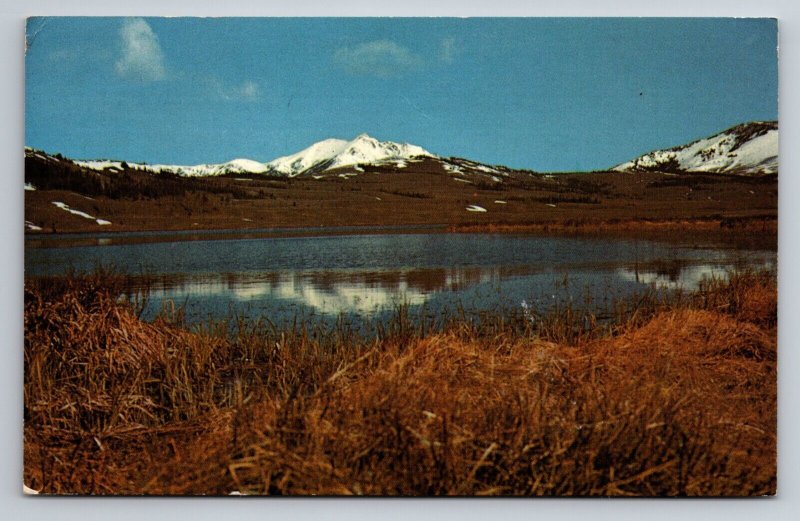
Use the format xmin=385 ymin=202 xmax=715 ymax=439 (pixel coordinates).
xmin=23 ymin=270 xmax=776 ymax=495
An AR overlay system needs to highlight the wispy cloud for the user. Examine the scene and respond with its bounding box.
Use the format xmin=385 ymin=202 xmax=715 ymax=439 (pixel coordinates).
xmin=210 ymin=78 xmax=262 ymax=102
xmin=334 ymin=40 xmax=423 ymax=78
xmin=439 ymin=37 xmax=457 ymax=63
xmin=115 ymin=18 xmax=166 ymax=82
xmin=234 ymin=80 xmax=261 ymax=101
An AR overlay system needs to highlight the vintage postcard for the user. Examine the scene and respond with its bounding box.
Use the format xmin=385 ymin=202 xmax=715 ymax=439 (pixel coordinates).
xmin=24 ymin=17 xmax=777 ymax=496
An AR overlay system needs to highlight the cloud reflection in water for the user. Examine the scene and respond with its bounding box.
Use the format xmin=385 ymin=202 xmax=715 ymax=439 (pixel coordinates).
xmin=144 ymin=267 xmax=505 ymax=316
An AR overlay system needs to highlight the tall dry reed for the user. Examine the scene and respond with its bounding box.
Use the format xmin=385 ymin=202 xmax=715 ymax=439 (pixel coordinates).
xmin=24 ymin=270 xmax=776 ymax=495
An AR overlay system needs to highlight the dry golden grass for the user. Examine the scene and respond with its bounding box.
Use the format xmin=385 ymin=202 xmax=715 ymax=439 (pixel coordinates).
xmin=447 ymin=217 xmax=778 ymax=235
xmin=23 ymin=271 xmax=776 ymax=496
xmin=24 ymin=165 xmax=777 ymax=234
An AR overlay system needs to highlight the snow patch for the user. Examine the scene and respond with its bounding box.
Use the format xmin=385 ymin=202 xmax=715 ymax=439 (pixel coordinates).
xmin=24 ymin=183 xmax=36 ymax=191
xmin=25 ymin=221 xmax=42 ymax=231
xmin=52 ymin=201 xmax=110 ymax=225
xmin=474 ymin=164 xmax=500 ymax=174
xmin=443 ymin=163 xmax=464 ymax=174
xmin=52 ymin=201 xmax=95 ymax=220
xmin=466 ymin=205 xmax=487 ymax=212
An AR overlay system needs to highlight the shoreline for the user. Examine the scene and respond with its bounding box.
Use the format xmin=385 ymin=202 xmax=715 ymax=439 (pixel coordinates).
xmin=24 ymin=215 xmax=778 ymax=237
xmin=447 ymin=216 xmax=778 ymax=234
xmin=25 ymin=216 xmax=778 ymax=250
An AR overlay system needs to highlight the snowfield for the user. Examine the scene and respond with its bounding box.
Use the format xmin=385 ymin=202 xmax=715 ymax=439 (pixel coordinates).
xmin=613 ymin=121 xmax=778 ymax=175
xmin=265 ymin=134 xmax=435 ymax=176
xmin=72 ymin=157 xmax=271 ymax=177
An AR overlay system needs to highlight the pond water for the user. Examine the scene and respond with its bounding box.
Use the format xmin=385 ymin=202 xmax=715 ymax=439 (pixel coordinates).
xmin=25 ymin=231 xmax=776 ymax=327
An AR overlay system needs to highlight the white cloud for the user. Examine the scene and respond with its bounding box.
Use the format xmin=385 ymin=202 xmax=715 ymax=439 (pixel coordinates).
xmin=115 ymin=18 xmax=166 ymax=82
xmin=232 ymin=80 xmax=260 ymax=101
xmin=334 ymin=40 xmax=423 ymax=78
xmin=210 ymin=78 xmax=262 ymax=102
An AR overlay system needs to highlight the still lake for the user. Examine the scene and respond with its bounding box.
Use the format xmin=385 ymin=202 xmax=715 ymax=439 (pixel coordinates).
xmin=25 ymin=230 xmax=776 ymax=327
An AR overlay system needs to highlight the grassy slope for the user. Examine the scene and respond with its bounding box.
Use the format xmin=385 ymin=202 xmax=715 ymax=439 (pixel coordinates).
xmin=24 ymin=155 xmax=778 ymax=233
xmin=24 ymin=271 xmax=777 ymax=496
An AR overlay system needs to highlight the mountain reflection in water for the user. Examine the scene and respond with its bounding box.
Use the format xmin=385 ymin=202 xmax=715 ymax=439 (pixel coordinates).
xmin=135 ymin=261 xmax=773 ymax=324
xmin=141 ymin=267 xmax=508 ymax=317
xmin=25 ymin=232 xmax=776 ymax=326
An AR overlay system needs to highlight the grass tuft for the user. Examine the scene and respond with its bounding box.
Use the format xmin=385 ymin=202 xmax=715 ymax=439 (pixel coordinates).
xmin=24 ymin=270 xmax=776 ymax=495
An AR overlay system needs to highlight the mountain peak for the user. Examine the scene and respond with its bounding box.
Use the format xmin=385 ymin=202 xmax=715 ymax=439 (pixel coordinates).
xmin=266 ymin=134 xmax=435 ymax=176
xmin=34 ymin=134 xmax=438 ymax=178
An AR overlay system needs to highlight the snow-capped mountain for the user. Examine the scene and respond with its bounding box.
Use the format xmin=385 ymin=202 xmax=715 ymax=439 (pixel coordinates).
xmin=31 ymin=134 xmax=436 ymax=178
xmin=265 ymin=134 xmax=435 ymax=176
xmin=613 ymin=121 xmax=778 ymax=175
xmin=71 ymin=157 xmax=270 ymax=177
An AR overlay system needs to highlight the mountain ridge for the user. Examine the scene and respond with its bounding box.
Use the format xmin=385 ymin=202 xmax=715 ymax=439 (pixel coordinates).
xmin=613 ymin=121 xmax=778 ymax=175
xmin=26 ymin=120 xmax=778 ymax=178
xmin=33 ymin=133 xmax=437 ymax=179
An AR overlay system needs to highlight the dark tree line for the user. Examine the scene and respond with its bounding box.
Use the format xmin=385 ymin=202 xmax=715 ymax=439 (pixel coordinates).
xmin=24 ymin=156 xmax=270 ymax=200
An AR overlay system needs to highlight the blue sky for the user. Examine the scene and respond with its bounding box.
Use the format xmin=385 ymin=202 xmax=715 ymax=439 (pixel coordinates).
xmin=25 ymin=17 xmax=777 ymax=172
